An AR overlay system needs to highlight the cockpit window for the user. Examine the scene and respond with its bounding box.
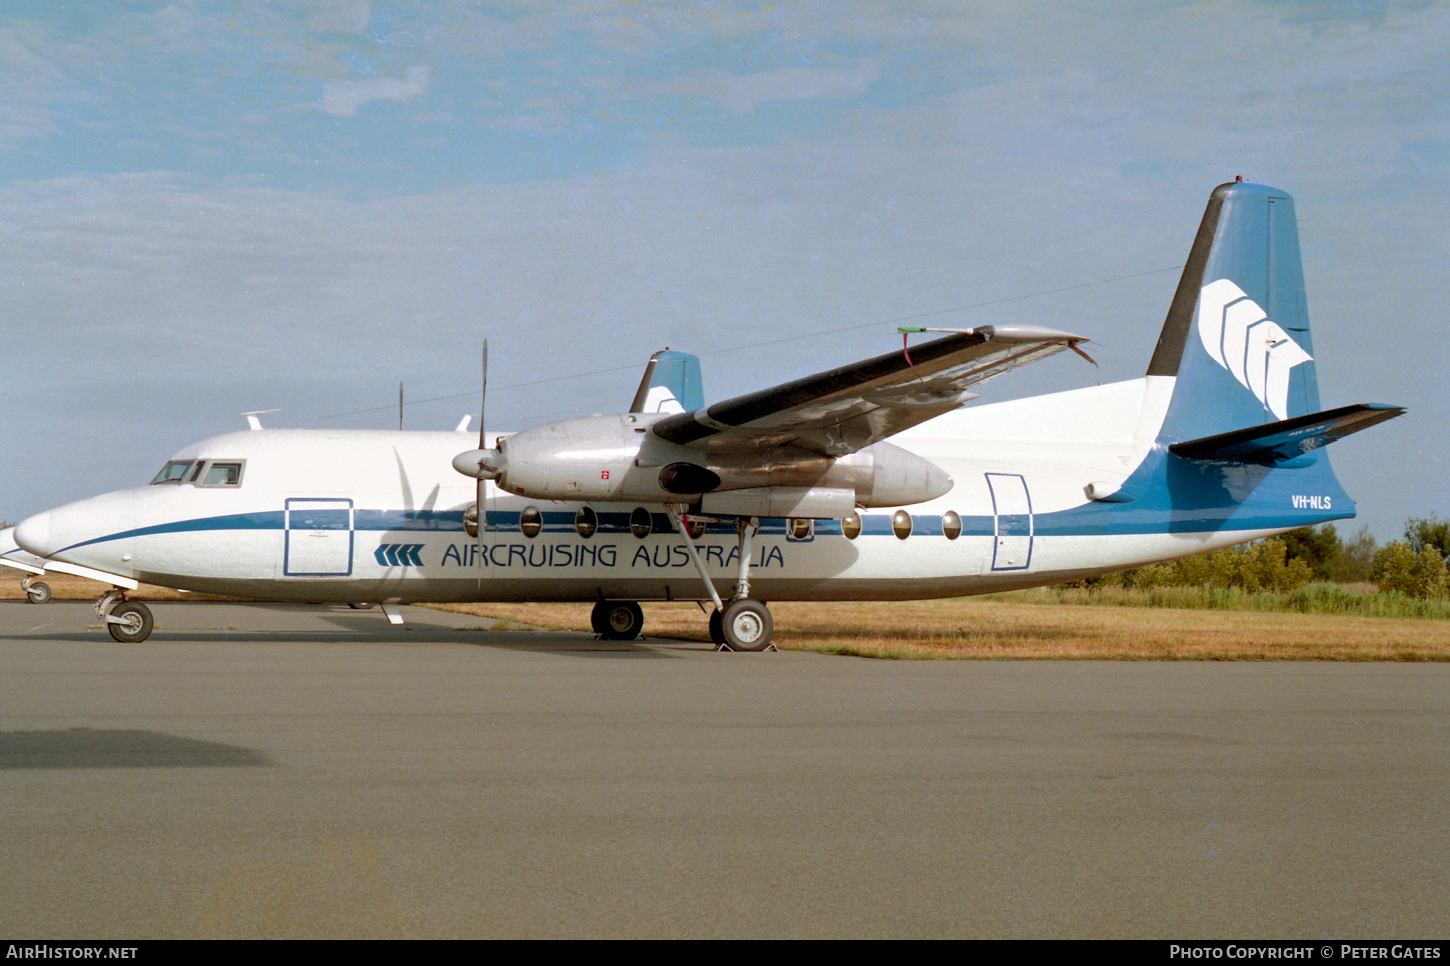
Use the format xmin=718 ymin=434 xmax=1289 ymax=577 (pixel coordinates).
xmin=151 ymin=461 xmax=195 ymax=485
xmin=201 ymin=462 xmax=244 ymax=487
xmin=150 ymin=459 xmax=245 ymax=487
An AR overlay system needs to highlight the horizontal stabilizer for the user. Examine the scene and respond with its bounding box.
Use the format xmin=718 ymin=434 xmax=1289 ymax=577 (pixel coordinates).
xmin=1169 ymin=403 xmax=1404 ymax=465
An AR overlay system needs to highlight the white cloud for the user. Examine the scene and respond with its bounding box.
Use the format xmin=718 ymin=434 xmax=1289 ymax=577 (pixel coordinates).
xmin=321 ymin=65 xmax=430 ymax=117
xmin=651 ymin=63 xmax=881 ymax=115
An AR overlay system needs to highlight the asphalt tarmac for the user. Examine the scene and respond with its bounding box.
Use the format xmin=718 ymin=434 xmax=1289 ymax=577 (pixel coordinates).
xmin=2 ymin=600 xmax=1447 ymax=939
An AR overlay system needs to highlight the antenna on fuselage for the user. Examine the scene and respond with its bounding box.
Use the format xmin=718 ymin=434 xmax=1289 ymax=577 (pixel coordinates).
xmin=242 ymin=409 xmax=279 ymax=431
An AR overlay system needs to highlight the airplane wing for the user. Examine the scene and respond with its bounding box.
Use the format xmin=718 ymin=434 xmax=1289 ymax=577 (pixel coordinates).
xmin=650 ymin=325 xmax=1088 ymax=456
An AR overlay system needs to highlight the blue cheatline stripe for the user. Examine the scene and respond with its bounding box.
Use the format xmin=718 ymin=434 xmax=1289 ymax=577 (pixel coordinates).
xmin=54 ymin=482 xmax=1351 ymax=557
xmin=58 ymin=511 xmax=287 ymax=553
xmin=354 ymin=509 xmax=467 ymax=532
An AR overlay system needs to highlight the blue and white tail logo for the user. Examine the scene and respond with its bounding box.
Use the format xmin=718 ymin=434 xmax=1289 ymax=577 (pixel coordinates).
xmin=1197 ymin=278 xmax=1312 ymax=420
xmin=640 ymin=385 xmax=686 ymax=414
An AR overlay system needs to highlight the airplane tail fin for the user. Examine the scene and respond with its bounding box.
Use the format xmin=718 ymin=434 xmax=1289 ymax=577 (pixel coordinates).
xmin=629 ymin=349 xmax=705 ymax=415
xmin=1147 ymin=180 xmax=1403 ymax=451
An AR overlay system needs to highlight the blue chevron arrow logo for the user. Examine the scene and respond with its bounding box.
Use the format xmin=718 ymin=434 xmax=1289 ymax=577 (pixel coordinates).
xmin=374 ymin=543 xmax=425 ymax=567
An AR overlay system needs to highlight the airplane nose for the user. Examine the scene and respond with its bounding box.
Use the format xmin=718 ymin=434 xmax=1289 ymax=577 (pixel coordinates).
xmin=14 ymin=510 xmax=53 ymax=557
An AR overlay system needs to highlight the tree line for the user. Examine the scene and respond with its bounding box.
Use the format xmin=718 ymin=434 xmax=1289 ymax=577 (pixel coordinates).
xmin=1082 ymin=515 xmax=1450 ymax=600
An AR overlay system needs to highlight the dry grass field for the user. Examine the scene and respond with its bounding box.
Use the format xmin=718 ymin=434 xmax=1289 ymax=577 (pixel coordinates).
xmin=0 ymin=573 xmax=235 ymax=602
xmin=428 ymin=597 xmax=1450 ymax=660
xmin=7 ymin=573 xmax=1447 ymax=660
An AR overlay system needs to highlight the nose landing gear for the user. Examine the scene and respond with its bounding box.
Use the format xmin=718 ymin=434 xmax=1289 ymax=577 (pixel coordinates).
xmin=96 ymin=589 xmax=154 ymax=643
xmin=20 ymin=576 xmax=51 ymax=605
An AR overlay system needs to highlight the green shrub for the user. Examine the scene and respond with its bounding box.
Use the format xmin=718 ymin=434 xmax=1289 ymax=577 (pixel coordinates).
xmin=1093 ymin=538 xmax=1314 ymax=593
xmin=1372 ymin=541 xmax=1450 ymax=599
xmin=1331 ymin=525 xmax=1378 ymax=583
xmin=1281 ymin=523 xmax=1342 ymax=580
xmin=1406 ymin=515 xmax=1450 ymax=564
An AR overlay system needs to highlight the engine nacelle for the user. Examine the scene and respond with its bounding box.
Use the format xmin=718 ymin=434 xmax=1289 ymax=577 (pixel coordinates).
xmin=462 ymin=413 xmax=954 ymax=515
xmin=494 ymin=414 xmax=647 ymax=500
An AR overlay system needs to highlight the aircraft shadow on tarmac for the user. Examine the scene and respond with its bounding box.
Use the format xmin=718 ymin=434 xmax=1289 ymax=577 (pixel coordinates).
xmin=1 ymin=601 xmax=701 ymax=657
xmin=0 ymin=727 xmax=271 ymax=770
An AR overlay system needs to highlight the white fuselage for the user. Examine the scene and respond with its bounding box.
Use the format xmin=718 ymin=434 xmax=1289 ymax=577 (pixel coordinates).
xmin=15 ymin=376 xmax=1324 ymax=605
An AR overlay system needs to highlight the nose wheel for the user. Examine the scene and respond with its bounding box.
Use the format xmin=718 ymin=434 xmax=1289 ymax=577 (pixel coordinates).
xmin=95 ymin=590 xmax=155 ymax=643
xmin=106 ymin=601 xmax=154 ymax=643
xmin=21 ymin=577 xmax=51 ymax=605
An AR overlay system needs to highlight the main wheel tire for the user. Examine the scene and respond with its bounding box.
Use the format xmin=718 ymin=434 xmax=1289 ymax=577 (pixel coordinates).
xmin=107 ymin=601 xmax=154 ymax=643
xmin=26 ymin=581 xmax=52 ymax=605
xmin=596 ymin=600 xmax=644 ymax=641
xmin=708 ymin=608 xmax=724 ymax=645
xmin=720 ymin=599 xmax=772 ymax=652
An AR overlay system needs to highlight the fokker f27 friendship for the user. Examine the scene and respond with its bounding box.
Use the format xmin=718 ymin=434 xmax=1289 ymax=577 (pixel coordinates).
xmin=4 ymin=181 xmax=1404 ymax=650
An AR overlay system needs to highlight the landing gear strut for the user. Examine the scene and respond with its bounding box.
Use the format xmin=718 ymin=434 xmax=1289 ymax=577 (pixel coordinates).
xmin=668 ymin=506 xmax=776 ymax=652
xmin=96 ymin=589 xmax=154 ymax=643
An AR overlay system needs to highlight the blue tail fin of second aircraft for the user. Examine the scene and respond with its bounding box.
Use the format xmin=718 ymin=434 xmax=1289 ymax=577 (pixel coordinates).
xmin=629 ymin=349 xmax=705 ymax=415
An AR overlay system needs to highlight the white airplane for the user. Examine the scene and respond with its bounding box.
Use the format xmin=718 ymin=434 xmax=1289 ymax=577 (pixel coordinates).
xmin=5 ymin=180 xmax=1404 ymax=650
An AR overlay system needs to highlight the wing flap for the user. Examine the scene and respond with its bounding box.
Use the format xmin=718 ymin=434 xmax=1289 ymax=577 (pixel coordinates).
xmin=652 ymin=325 xmax=1086 ymax=455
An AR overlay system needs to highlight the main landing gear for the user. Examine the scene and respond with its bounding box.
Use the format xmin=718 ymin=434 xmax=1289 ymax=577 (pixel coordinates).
xmin=95 ymin=589 xmax=154 ymax=643
xmin=669 ymin=507 xmax=776 ymax=653
xmin=709 ymin=597 xmax=774 ymax=652
xmin=589 ymin=511 xmax=777 ymax=652
xmin=591 ymin=599 xmax=645 ymax=641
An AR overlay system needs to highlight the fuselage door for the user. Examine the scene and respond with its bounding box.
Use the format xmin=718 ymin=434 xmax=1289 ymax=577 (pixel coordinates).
xmin=986 ymin=473 xmax=1033 ymax=571
xmin=284 ymin=498 xmax=355 ymax=577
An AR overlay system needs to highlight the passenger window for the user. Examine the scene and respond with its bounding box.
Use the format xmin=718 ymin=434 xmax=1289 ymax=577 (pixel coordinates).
xmin=200 ymin=462 xmax=245 ymax=487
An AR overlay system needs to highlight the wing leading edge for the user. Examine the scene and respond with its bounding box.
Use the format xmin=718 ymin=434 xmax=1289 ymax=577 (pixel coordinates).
xmin=650 ymin=324 xmax=1088 ymax=457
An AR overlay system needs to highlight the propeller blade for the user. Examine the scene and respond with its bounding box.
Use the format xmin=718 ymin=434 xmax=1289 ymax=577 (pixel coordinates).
xmin=478 ymin=339 xmax=487 ymax=539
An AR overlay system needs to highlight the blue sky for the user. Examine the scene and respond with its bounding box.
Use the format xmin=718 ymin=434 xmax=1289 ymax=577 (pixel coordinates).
xmin=2 ymin=0 xmax=1444 ymax=540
